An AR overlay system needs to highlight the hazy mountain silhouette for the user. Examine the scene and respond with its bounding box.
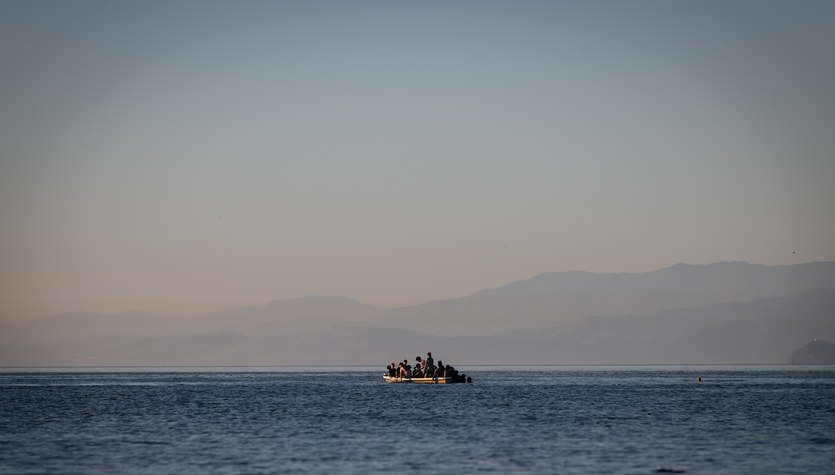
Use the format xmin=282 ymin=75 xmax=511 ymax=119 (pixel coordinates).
xmin=8 ymin=296 xmax=379 ymax=341
xmin=521 ymin=288 xmax=835 ymax=364
xmin=378 ymin=261 xmax=835 ymax=335
xmin=1 ymin=262 xmax=834 ymax=365
xmin=3 ymin=288 xmax=831 ymax=365
xmin=196 ymin=295 xmax=381 ymax=336
xmin=789 ymin=339 xmax=835 ymax=364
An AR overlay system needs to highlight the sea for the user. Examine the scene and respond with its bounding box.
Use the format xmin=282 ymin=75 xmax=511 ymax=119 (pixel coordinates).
xmin=1 ymin=366 xmax=833 ymax=474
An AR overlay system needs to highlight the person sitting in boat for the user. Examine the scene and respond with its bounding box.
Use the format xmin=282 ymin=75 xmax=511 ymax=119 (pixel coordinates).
xmin=434 ymin=361 xmax=444 ymax=379
xmin=451 ymin=367 xmax=467 ymax=383
xmin=399 ymin=362 xmax=412 ymax=378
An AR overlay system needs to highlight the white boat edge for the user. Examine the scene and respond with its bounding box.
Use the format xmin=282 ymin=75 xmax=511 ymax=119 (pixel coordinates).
xmin=383 ymin=375 xmax=453 ymax=384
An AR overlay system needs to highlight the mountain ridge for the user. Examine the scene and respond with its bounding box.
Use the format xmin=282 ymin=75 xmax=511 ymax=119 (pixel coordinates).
xmin=7 ymin=261 xmax=834 ymax=326
xmin=1 ymin=288 xmax=831 ymax=366
xmin=3 ymin=261 xmax=835 ymax=365
xmin=376 ymin=261 xmax=835 ymax=335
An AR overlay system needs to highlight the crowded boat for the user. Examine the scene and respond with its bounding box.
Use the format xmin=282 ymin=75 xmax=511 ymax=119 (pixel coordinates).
xmin=383 ymin=351 xmax=472 ymax=384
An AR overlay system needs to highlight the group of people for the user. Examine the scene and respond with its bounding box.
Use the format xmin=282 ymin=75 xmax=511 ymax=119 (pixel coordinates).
xmin=385 ymin=351 xmax=472 ymax=383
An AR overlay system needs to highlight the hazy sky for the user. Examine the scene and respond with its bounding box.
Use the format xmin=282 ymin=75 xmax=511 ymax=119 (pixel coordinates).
xmin=1 ymin=0 xmax=833 ymax=320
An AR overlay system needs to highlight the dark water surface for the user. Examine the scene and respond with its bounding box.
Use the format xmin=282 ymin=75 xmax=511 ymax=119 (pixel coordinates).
xmin=1 ymin=366 xmax=834 ymax=474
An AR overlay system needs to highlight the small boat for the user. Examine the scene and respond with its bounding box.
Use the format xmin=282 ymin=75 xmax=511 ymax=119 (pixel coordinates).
xmin=383 ymin=375 xmax=458 ymax=384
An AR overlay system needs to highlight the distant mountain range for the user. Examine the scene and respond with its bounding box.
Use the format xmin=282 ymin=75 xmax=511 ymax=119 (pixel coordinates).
xmin=2 ymin=262 xmax=834 ymax=366
xmin=378 ymin=261 xmax=835 ymax=335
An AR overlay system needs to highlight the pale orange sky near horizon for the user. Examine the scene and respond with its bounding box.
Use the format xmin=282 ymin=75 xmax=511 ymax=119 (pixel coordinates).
xmin=1 ymin=1 xmax=834 ymax=321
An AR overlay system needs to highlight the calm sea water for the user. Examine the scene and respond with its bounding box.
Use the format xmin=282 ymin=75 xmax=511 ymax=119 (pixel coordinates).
xmin=1 ymin=366 xmax=834 ymax=474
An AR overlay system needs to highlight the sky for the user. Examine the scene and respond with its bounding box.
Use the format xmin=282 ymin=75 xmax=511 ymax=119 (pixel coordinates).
xmin=1 ymin=0 xmax=834 ymax=321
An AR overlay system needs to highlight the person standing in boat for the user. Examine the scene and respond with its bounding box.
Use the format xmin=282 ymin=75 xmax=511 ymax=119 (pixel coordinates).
xmin=425 ymin=352 xmax=434 ymax=377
